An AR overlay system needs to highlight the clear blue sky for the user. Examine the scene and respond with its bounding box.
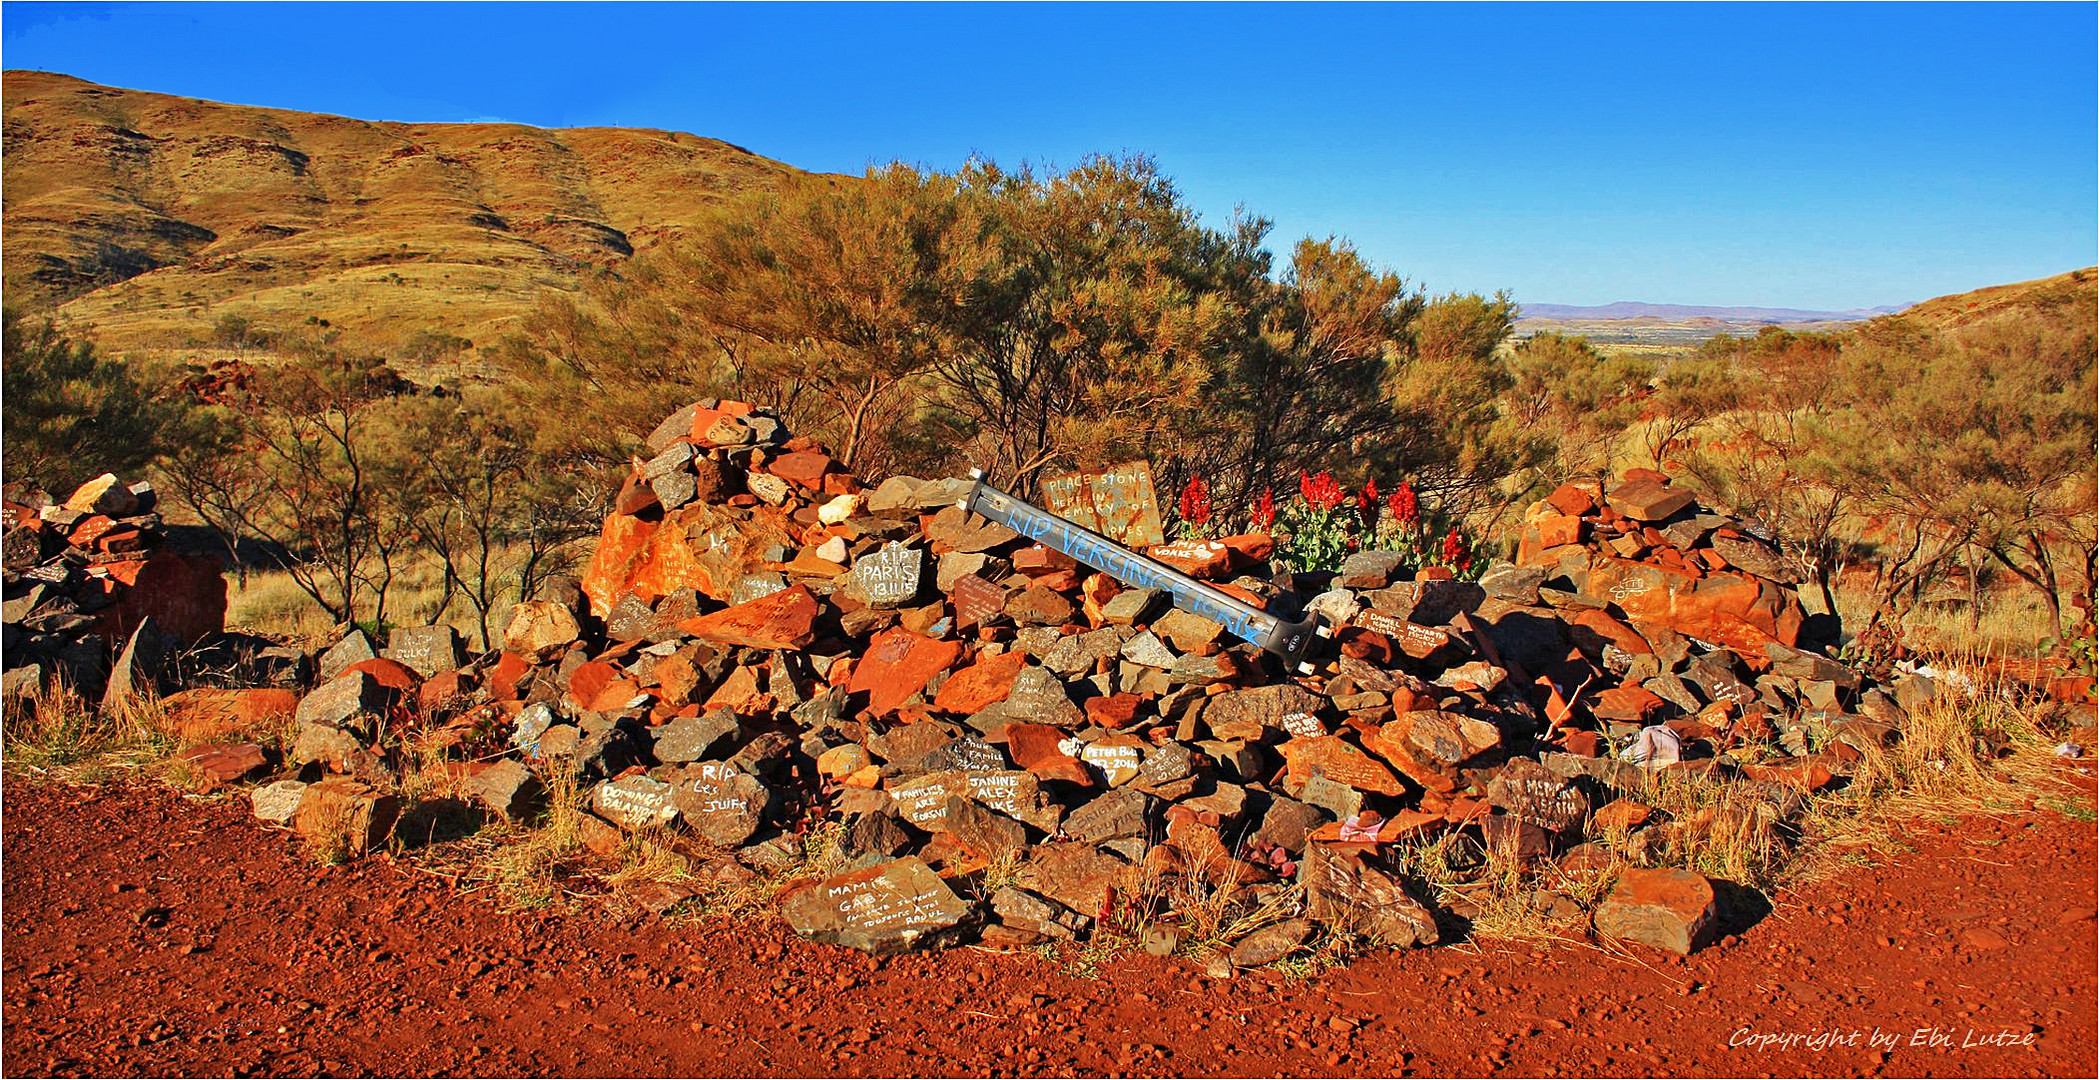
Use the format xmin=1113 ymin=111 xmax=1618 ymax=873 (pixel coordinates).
xmin=5 ymin=1 xmax=2094 ymax=309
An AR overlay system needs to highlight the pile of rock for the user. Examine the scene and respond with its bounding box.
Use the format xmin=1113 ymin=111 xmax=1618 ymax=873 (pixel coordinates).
xmin=3 ymin=474 xmax=227 ymax=705
xmin=244 ymin=399 xmax=1920 ymax=960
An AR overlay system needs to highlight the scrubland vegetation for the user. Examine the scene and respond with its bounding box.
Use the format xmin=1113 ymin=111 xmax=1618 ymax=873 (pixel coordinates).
xmin=4 ymin=160 xmax=2093 ymax=667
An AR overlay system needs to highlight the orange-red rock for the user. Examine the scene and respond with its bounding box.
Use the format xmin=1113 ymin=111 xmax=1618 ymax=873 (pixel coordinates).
xmin=92 ymin=552 xmax=227 ymax=645
xmin=486 ymin=652 xmax=532 ymax=701
xmin=931 ymin=650 xmax=1029 ymax=715
xmin=1083 ymin=693 xmax=1145 ymax=729
xmin=848 ymin=627 xmax=963 ymax=716
xmin=1004 ymin=722 xmax=1092 ymax=786
xmin=160 ymin=688 xmax=300 ymax=743
xmin=679 ymin=585 xmax=821 ymax=651
xmin=342 ymin=658 xmax=422 ymax=693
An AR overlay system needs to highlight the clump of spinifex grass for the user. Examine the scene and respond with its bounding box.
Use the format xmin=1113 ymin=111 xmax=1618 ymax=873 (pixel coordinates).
xmin=1 ymin=676 xmax=184 ymax=782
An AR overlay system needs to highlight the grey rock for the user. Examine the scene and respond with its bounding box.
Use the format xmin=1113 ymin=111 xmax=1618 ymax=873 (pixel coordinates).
xmin=1251 ymin=794 xmax=1328 ymax=855
xmin=1477 ymin=562 xmax=1547 ymax=605
xmin=1229 ymin=918 xmax=1313 ymax=968
xmin=316 ymin=630 xmax=378 ymax=681
xmin=990 ymin=886 xmax=1091 ymax=940
xmin=296 ymin=672 xmax=386 ymax=734
xmin=466 ymin=760 xmax=543 ymax=823
xmin=383 ymin=624 xmax=464 ymax=679
xmin=1337 ymin=550 xmax=1408 ymax=590
xmin=649 ymin=711 xmax=743 ymax=766
xmin=780 ymin=857 xmax=974 ymax=955
xmin=250 ymin=779 xmax=310 ymax=824
xmin=1118 ymin=631 xmax=1179 ymax=670
xmin=1062 ymin=787 xmax=1152 ymax=842
xmin=1100 ymin=587 xmax=1166 ymax=626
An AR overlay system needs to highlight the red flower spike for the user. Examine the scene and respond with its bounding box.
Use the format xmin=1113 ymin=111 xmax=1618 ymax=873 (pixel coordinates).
xmin=1178 ymin=475 xmax=1212 ymax=526
xmin=1442 ymin=526 xmax=1467 ymax=566
xmin=1389 ymin=481 xmax=1419 ymax=526
xmin=1299 ymin=470 xmax=1344 ymax=511
xmin=1253 ymin=487 xmax=1275 ymax=530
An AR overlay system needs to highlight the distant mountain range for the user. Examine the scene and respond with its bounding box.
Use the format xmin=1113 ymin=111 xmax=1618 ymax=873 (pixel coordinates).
xmin=1516 ymin=301 xmax=1910 ymax=324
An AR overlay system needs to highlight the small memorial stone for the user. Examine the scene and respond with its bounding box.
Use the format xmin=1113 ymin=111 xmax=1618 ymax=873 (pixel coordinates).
xmin=853 ymin=542 xmax=924 ymax=610
xmin=780 ymin=857 xmax=974 ymax=954
xmin=592 ymin=774 xmax=679 ymax=831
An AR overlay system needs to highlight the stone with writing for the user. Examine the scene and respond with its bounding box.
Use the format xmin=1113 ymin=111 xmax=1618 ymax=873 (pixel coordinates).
xmin=1301 ymin=846 xmax=1441 ymax=947
xmin=592 ymin=773 xmax=680 ymax=831
xmin=1282 ymin=736 xmax=1405 ymax=796
xmin=1063 ymin=786 xmax=1153 ymax=843
xmin=1079 ymin=734 xmax=1146 ymax=787
xmin=678 ymin=584 xmax=820 ymax=651
xmin=852 ymin=541 xmax=924 ymax=610
xmin=949 ymin=573 xmax=1010 ymax=629
xmin=887 ymin=769 xmax=1042 ymax=829
xmin=905 ymin=733 xmax=1010 ymax=776
xmin=780 ymin=857 xmax=975 ymax=954
xmin=1484 ymin=758 xmax=1590 ymax=833
xmin=1148 ymin=538 xmax=1234 ymax=580
xmin=1003 ymin=665 xmax=1083 ymax=727
xmin=1202 ymin=684 xmax=1327 ymax=742
xmin=669 ymin=761 xmax=768 ymax=846
xmin=848 ymin=627 xmax=963 ymax=716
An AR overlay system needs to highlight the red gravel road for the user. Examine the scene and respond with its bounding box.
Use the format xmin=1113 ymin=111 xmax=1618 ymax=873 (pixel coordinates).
xmin=3 ymin=775 xmax=2094 ymax=1079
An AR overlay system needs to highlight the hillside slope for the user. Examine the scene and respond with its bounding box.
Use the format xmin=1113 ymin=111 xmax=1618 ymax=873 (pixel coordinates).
xmin=2 ymin=71 xmax=817 ymax=353
xmin=1894 ymin=266 xmax=2097 ymax=333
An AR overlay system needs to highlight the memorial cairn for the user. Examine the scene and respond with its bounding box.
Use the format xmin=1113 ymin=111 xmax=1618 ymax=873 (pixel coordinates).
xmin=248 ymin=398 xmax=1924 ymax=961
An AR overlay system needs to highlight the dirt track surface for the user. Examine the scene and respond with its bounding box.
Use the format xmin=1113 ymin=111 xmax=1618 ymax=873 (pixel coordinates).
xmin=3 ymin=775 xmax=2094 ymax=1079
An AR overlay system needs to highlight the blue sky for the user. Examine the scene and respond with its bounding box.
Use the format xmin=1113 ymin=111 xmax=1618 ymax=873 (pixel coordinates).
xmin=4 ymin=1 xmax=2094 ymax=308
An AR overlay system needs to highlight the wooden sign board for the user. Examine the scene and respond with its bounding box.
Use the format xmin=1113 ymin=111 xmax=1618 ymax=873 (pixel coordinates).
xmin=1041 ymin=461 xmax=1165 ymax=549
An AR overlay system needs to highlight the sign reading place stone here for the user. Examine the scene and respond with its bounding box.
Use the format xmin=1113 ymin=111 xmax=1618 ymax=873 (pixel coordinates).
xmin=1040 ymin=461 xmax=1166 ymax=549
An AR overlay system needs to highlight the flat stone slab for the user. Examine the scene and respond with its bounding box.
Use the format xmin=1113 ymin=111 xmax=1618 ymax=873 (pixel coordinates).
xmin=779 ymin=857 xmax=974 ymax=954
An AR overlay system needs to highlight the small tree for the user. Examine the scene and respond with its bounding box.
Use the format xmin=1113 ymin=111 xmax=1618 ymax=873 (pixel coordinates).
xmin=2 ymin=308 xmax=176 ymax=495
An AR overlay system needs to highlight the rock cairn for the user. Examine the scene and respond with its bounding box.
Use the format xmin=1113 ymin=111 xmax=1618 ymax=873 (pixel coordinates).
xmin=3 ymin=474 xmax=227 ymax=707
xmin=251 ymin=399 xmax=1925 ymax=958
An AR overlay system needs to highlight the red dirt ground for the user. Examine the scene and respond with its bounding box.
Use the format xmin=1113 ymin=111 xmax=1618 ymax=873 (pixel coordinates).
xmin=3 ymin=774 xmax=2094 ymax=1079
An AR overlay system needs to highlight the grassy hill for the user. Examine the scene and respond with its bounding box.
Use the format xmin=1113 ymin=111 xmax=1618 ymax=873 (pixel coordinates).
xmin=1894 ymin=267 xmax=2097 ymax=334
xmin=2 ymin=71 xmax=819 ymax=356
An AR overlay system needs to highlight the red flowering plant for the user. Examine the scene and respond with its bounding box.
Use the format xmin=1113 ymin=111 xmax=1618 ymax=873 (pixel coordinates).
xmin=1175 ymin=475 xmax=1213 ymax=540
xmin=1277 ymin=469 xmax=1357 ymax=572
xmin=1250 ymin=486 xmax=1275 ymax=531
xmin=1359 ymin=477 xmax=1487 ymax=581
